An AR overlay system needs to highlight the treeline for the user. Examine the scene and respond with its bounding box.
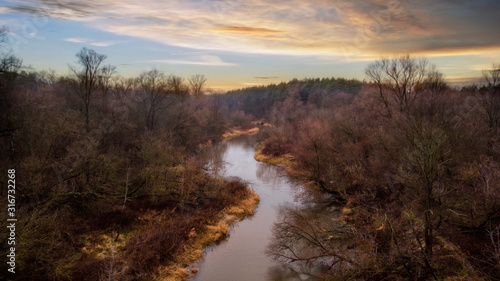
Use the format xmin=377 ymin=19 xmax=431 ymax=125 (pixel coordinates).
xmin=223 ymin=77 xmax=362 ymax=118
xmin=0 ymin=25 xmax=251 ymax=280
xmin=256 ymin=56 xmax=500 ymax=280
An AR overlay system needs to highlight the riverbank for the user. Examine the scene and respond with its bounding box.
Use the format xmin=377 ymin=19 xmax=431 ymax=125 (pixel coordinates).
xmin=159 ymin=189 xmax=260 ymax=281
xmin=75 ymin=178 xmax=260 ymax=281
xmin=222 ymin=121 xmax=270 ymax=140
xmin=254 ymin=142 xmax=354 ymax=215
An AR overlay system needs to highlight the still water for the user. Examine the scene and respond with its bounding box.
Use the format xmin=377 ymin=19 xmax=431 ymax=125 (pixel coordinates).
xmin=192 ymin=136 xmax=304 ymax=281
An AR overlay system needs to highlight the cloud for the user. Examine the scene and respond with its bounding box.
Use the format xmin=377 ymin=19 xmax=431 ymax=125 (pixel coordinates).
xmin=63 ymin=37 xmax=90 ymax=43
xmin=90 ymin=41 xmax=119 ymax=47
xmin=215 ymin=26 xmax=282 ymax=34
xmin=254 ymin=76 xmax=280 ymax=79
xmin=0 ymin=6 xmax=12 ymax=14
xmin=63 ymin=37 xmax=122 ymax=47
xmin=7 ymin=0 xmax=500 ymax=59
xmin=149 ymin=55 xmax=236 ymax=66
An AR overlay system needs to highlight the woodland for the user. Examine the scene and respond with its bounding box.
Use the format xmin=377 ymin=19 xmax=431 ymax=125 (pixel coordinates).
xmin=1 ymin=24 xmax=500 ymax=280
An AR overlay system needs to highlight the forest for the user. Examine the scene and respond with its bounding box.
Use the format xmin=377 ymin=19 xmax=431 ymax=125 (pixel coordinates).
xmin=1 ymin=27 xmax=257 ymax=280
xmin=1 ymin=22 xmax=500 ymax=280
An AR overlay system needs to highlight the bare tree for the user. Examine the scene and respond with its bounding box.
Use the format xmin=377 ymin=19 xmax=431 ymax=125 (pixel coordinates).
xmin=207 ymin=93 xmax=227 ymax=139
xmin=365 ymin=55 xmax=429 ymax=115
xmin=0 ymin=26 xmax=23 ymax=157
xmin=136 ymin=68 xmax=175 ymax=130
xmin=98 ymin=64 xmax=117 ymax=97
xmin=483 ymin=63 xmax=500 ymax=89
xmin=188 ymin=74 xmax=207 ymax=97
xmin=69 ymin=48 xmax=108 ymax=132
xmin=0 ymin=25 xmax=7 ymax=45
xmin=167 ymin=74 xmax=189 ymax=97
xmin=480 ymin=64 xmax=500 ymax=131
xmin=395 ymin=120 xmax=451 ymax=263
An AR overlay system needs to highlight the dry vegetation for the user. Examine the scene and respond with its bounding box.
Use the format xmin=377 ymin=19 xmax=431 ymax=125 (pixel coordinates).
xmin=1 ymin=22 xmax=499 ymax=280
xmin=249 ymin=57 xmax=500 ymax=280
xmin=0 ymin=29 xmax=258 ymax=281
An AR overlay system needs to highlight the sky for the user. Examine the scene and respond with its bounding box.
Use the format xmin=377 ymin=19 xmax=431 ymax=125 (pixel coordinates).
xmin=0 ymin=0 xmax=499 ymax=90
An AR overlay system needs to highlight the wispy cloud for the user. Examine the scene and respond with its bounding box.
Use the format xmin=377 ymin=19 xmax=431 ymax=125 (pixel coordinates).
xmin=215 ymin=26 xmax=282 ymax=34
xmin=8 ymin=0 xmax=500 ymax=59
xmin=0 ymin=6 xmax=12 ymax=14
xmin=63 ymin=37 xmax=90 ymax=43
xmin=63 ymin=37 xmax=122 ymax=47
xmin=254 ymin=76 xmax=280 ymax=79
xmin=90 ymin=41 xmax=120 ymax=47
xmin=149 ymin=55 xmax=236 ymax=66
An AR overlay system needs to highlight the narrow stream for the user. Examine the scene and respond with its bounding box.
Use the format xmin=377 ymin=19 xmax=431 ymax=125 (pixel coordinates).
xmin=192 ymin=135 xmax=304 ymax=281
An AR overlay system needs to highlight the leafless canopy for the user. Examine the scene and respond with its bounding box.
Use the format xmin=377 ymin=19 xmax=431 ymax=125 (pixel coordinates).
xmin=482 ymin=63 xmax=500 ymax=89
xmin=188 ymin=74 xmax=207 ymax=97
xmin=136 ymin=68 xmax=178 ymax=130
xmin=68 ymin=47 xmax=108 ymax=132
xmin=365 ymin=55 xmax=430 ymax=115
xmin=0 ymin=25 xmax=7 ymax=45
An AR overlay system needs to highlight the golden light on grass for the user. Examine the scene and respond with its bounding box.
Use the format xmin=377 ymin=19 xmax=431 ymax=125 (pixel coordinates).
xmin=155 ymin=189 xmax=260 ymax=281
xmin=222 ymin=126 xmax=260 ymax=140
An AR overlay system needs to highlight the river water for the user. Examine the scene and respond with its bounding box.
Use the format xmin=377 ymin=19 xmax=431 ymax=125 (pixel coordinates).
xmin=192 ymin=135 xmax=311 ymax=281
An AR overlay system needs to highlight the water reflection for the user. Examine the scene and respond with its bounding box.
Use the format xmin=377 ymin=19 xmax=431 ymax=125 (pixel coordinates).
xmin=193 ymin=136 xmax=298 ymax=281
xmin=256 ymin=162 xmax=287 ymax=189
xmin=266 ymin=201 xmax=357 ymax=279
xmin=193 ymin=135 xmax=349 ymax=281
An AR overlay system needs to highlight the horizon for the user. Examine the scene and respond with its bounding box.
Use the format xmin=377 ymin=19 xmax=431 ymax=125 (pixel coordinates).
xmin=1 ymin=0 xmax=499 ymax=91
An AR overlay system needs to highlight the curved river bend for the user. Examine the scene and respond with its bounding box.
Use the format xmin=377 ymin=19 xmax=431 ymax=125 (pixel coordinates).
xmin=192 ymin=136 xmax=307 ymax=281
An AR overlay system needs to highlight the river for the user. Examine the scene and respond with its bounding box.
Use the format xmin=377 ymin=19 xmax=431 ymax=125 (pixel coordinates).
xmin=192 ymin=135 xmax=317 ymax=281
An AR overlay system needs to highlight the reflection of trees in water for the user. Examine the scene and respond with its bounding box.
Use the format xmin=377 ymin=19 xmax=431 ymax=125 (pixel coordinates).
xmin=227 ymin=134 xmax=258 ymax=149
xmin=267 ymin=203 xmax=373 ymax=279
xmin=201 ymin=141 xmax=228 ymax=178
xmin=202 ymin=135 xmax=258 ymax=179
xmin=256 ymin=162 xmax=285 ymax=188
xmin=267 ymin=264 xmax=315 ymax=281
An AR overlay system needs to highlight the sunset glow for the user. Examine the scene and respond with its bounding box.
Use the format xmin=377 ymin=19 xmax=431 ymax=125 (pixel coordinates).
xmin=1 ymin=0 xmax=499 ymax=89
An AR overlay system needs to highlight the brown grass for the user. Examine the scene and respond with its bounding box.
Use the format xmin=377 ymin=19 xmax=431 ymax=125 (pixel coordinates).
xmin=72 ymin=177 xmax=260 ymax=281
xmin=222 ymin=126 xmax=260 ymax=140
xmin=154 ymin=189 xmax=260 ymax=280
xmin=254 ymin=142 xmax=309 ymax=182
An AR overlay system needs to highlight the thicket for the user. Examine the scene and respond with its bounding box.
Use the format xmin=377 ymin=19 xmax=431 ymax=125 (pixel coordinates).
xmin=255 ymin=56 xmax=500 ymax=280
xmin=0 ymin=27 xmax=252 ymax=280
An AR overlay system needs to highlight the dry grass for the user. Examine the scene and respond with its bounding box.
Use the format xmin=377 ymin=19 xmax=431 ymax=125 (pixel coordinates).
xmin=154 ymin=189 xmax=260 ymax=281
xmin=254 ymin=143 xmax=307 ymax=180
xmin=76 ymin=186 xmax=260 ymax=281
xmin=81 ymin=232 xmax=131 ymax=260
xmin=222 ymin=126 xmax=260 ymax=140
xmin=254 ymin=143 xmax=293 ymax=165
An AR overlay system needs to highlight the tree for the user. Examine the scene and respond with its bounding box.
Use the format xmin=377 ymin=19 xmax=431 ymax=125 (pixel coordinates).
xmin=167 ymin=74 xmax=189 ymax=97
xmin=136 ymin=68 xmax=174 ymax=130
xmin=365 ymin=55 xmax=430 ymax=115
xmin=0 ymin=25 xmax=7 ymax=45
xmin=479 ymin=64 xmax=500 ymax=153
xmin=0 ymin=26 xmax=23 ymax=159
xmin=483 ymin=63 xmax=500 ymax=89
xmin=394 ymin=119 xmax=452 ymax=272
xmin=207 ymin=93 xmax=227 ymax=139
xmin=292 ymin=119 xmax=338 ymax=195
xmin=188 ymin=74 xmax=207 ymax=97
xmin=69 ymin=48 xmax=109 ymax=132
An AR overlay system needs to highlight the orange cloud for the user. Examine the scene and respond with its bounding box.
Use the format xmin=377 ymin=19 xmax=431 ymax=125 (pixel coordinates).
xmin=214 ymin=26 xmax=282 ymax=34
xmin=7 ymin=0 xmax=500 ymax=60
